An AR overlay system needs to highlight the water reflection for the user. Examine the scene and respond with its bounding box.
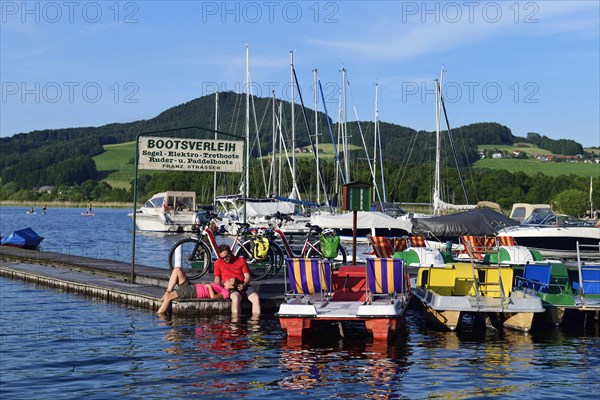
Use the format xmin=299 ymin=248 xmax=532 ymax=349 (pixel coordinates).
xmin=158 ymin=314 xmax=268 ymax=395
xmin=278 ymin=324 xmax=411 ymax=398
xmin=407 ymin=310 xmax=542 ymax=399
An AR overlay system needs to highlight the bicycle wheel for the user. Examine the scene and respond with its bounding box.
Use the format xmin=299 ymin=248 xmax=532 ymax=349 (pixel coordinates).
xmin=265 ymin=242 xmax=285 ymax=278
xmin=168 ymin=237 xmax=212 ymax=280
xmin=305 ymin=241 xmax=347 ymax=265
xmin=235 ymin=239 xmax=279 ymax=280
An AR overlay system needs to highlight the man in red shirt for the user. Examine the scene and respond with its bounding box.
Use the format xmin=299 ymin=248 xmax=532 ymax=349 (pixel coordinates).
xmin=214 ymin=244 xmax=261 ymax=315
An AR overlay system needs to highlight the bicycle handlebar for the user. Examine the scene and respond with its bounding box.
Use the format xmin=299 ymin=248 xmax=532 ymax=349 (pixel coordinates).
xmin=305 ymin=222 xmax=323 ymax=234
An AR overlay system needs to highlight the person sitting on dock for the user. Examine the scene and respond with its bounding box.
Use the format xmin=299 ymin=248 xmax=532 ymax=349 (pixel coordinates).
xmin=157 ymin=268 xmax=239 ymax=314
xmin=214 ymin=244 xmax=261 ymax=315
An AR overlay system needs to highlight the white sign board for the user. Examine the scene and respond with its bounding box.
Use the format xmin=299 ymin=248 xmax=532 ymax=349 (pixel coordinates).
xmin=138 ymin=137 xmax=244 ymax=172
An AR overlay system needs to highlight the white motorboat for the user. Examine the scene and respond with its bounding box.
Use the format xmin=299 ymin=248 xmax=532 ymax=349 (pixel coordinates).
xmin=498 ymin=209 xmax=600 ymax=259
xmin=129 ymin=191 xmax=198 ymax=232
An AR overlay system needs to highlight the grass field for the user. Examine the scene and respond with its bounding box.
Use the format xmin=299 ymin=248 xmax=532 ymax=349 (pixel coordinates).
xmin=93 ymin=141 xmax=357 ymax=189
xmin=477 ymin=143 xmax=552 ymax=155
xmin=474 ymin=158 xmax=600 ymax=177
xmin=94 ymin=142 xmax=598 ymax=189
xmin=93 ymin=142 xmax=153 ymax=189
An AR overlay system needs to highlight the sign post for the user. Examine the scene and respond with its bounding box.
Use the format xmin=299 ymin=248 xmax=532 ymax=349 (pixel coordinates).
xmin=342 ymin=182 xmax=373 ymax=265
xmin=130 ymin=126 xmax=246 ymax=282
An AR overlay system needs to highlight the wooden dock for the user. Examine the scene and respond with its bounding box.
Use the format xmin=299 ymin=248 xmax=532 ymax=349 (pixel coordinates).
xmin=0 ymin=246 xmax=286 ymax=316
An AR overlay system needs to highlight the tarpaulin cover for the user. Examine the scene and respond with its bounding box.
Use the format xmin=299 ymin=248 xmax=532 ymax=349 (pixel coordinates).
xmin=1 ymin=227 xmax=44 ymax=248
xmin=412 ymin=208 xmax=519 ymax=238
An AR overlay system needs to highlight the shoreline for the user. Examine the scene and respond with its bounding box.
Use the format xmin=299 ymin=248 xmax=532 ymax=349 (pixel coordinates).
xmin=0 ymin=201 xmax=132 ymax=209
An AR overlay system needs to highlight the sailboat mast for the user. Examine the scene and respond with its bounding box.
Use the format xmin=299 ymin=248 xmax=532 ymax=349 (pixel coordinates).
xmin=314 ymin=68 xmax=320 ymax=204
xmin=373 ymin=80 xmax=378 ymax=191
xmin=245 ymin=45 xmax=250 ymax=197
xmin=290 ymin=50 xmax=297 ymax=198
xmin=590 ymin=176 xmax=594 ymax=215
xmin=342 ymin=67 xmax=350 ymax=182
xmin=271 ymin=90 xmax=277 ymax=197
xmin=278 ymin=102 xmax=283 ymax=196
xmin=213 ymin=91 xmax=219 ymax=205
xmin=434 ymin=74 xmax=442 ymax=215
xmin=375 ymin=80 xmax=387 ymax=203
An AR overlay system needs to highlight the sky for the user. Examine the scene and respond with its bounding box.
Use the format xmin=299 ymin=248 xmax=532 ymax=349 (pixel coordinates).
xmin=1 ymin=1 xmax=599 ymax=147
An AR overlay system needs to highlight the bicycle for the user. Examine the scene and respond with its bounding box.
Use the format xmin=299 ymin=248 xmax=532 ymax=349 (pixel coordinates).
xmin=168 ymin=212 xmax=283 ymax=280
xmin=232 ymin=225 xmax=284 ymax=280
xmin=265 ymin=221 xmax=348 ymax=277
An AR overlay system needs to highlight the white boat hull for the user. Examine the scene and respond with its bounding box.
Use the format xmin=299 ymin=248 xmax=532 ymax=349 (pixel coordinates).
xmin=498 ymin=225 xmax=600 ymax=259
xmin=130 ymin=211 xmax=196 ymax=232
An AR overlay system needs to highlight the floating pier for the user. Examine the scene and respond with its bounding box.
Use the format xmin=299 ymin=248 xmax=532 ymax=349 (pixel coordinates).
xmin=0 ymin=246 xmax=285 ymax=315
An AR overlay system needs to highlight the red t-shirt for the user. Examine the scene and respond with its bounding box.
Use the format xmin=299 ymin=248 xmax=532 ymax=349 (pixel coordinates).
xmin=214 ymin=255 xmax=249 ymax=282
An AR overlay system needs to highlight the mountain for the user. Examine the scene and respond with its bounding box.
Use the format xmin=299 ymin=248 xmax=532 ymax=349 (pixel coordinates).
xmin=0 ymin=92 xmax=585 ymax=191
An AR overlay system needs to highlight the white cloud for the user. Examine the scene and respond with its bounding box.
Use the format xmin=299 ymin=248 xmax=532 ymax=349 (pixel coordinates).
xmin=307 ymin=1 xmax=598 ymax=61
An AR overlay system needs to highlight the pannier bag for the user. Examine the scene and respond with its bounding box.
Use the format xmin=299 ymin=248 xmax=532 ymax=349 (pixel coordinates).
xmin=253 ymin=236 xmax=270 ymax=261
xmin=320 ymin=229 xmax=340 ymax=259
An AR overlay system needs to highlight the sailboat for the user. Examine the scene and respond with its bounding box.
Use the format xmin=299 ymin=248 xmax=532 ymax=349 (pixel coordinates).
xmin=215 ymin=47 xmax=322 ymax=233
xmin=310 ymin=68 xmax=413 ymax=241
xmin=410 ymin=69 xmax=516 ymax=245
xmin=432 ymin=69 xmax=476 ymax=215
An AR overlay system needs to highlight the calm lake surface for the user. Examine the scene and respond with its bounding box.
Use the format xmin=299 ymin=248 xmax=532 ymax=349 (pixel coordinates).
xmin=0 ymin=206 xmax=186 ymax=268
xmin=1 ymin=206 xmax=600 ymax=399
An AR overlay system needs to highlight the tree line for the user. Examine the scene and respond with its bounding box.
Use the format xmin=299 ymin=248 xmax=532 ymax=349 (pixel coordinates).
xmin=0 ymin=92 xmax=596 ymax=216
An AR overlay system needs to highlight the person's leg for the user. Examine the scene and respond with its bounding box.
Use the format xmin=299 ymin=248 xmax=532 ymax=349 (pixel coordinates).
xmin=157 ymin=291 xmax=179 ymax=314
xmin=248 ymin=293 xmax=261 ymax=315
xmin=230 ymin=291 xmax=242 ymax=315
xmin=166 ymin=268 xmax=188 ymax=292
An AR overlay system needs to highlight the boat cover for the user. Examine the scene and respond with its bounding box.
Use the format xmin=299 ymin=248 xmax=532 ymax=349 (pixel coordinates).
xmin=1 ymin=227 xmax=44 ymax=248
xmin=310 ymin=211 xmax=413 ymax=233
xmin=245 ymin=199 xmax=295 ymax=217
xmin=412 ymin=208 xmax=519 ymax=238
xmin=273 ymin=195 xmax=320 ymax=208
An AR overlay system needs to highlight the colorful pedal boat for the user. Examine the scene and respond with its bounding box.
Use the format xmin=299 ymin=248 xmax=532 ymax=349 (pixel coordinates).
xmin=276 ymin=258 xmax=411 ymax=341
xmin=514 ymin=261 xmax=600 ymax=326
xmin=412 ymin=262 xmax=545 ymax=332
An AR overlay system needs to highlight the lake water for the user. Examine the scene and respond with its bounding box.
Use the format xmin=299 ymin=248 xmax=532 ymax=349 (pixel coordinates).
xmin=1 ymin=206 xmax=600 ymax=399
xmin=0 ymin=206 xmax=188 ymax=269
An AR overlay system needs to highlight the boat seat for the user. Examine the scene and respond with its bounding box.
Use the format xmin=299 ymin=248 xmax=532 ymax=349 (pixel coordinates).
xmin=367 ymin=235 xmax=395 ymax=258
xmin=460 ymin=235 xmax=497 ymax=261
xmin=515 ymin=264 xmax=552 ymax=293
xmin=497 ymin=236 xmax=516 ymax=246
xmin=408 ymin=236 xmax=427 ymax=248
xmin=393 ymin=237 xmax=408 ymax=252
xmin=419 ymin=266 xmax=458 ymax=296
xmin=367 ymin=235 xmax=409 ymax=258
xmin=285 ymin=258 xmax=332 ymax=306
xmin=572 ymin=264 xmax=600 ymax=295
xmin=365 ymin=258 xmax=404 ymax=303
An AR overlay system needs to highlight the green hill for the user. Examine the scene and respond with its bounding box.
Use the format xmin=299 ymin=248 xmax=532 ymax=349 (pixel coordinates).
xmin=1 ymin=92 xmax=596 ymax=211
xmin=474 ymin=158 xmax=599 ymax=177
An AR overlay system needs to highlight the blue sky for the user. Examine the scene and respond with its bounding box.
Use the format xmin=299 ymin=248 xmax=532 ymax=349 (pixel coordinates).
xmin=2 ymin=1 xmax=599 ymax=147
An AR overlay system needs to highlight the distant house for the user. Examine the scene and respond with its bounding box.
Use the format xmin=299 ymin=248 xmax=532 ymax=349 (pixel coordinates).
xmin=37 ymin=186 xmax=55 ymax=193
xmin=492 ymin=153 xmax=502 ymax=159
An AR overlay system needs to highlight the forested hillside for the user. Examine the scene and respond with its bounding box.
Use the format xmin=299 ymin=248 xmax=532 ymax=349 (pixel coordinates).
xmin=0 ymin=92 xmax=595 ymax=215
